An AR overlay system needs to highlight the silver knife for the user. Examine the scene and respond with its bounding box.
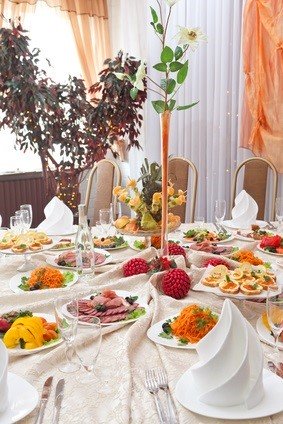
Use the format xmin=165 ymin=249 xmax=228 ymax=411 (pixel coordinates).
xmin=52 ymin=379 xmax=65 ymax=424
xmin=34 ymin=376 xmax=53 ymax=424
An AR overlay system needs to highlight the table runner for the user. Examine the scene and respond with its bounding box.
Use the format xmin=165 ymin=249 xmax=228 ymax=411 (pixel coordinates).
xmin=0 ymin=224 xmax=282 ymax=424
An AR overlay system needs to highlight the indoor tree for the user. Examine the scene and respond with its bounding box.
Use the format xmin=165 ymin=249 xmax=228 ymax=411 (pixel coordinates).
xmin=0 ymin=20 xmax=146 ymax=210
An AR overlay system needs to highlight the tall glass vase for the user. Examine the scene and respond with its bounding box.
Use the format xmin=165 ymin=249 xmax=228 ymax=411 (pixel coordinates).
xmin=160 ymin=110 xmax=171 ymax=257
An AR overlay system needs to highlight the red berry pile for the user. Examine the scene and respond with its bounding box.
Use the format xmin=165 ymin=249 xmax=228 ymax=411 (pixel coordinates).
xmin=123 ymin=258 xmax=149 ymax=277
xmin=161 ymin=268 xmax=191 ymax=299
xmin=203 ymin=258 xmax=229 ymax=268
xmin=168 ymin=242 xmax=186 ymax=258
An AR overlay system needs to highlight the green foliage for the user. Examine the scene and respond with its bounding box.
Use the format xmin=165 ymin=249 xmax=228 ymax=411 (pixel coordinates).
xmin=161 ymin=46 xmax=174 ymax=63
xmin=0 ymin=22 xmax=146 ymax=206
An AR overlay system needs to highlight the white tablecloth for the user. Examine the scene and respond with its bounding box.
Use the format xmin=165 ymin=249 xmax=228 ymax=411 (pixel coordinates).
xmin=0 ymin=224 xmax=282 ymax=424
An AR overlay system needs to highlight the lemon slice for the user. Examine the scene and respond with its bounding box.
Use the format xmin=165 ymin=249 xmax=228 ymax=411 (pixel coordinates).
xmin=239 ymin=262 xmax=252 ymax=273
xmin=210 ymin=265 xmax=228 ymax=278
xmin=231 ymin=268 xmax=244 ymax=280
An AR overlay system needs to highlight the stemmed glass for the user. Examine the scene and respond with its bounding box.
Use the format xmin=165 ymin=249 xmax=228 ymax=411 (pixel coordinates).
xmin=214 ymin=200 xmax=226 ymax=226
xmin=99 ymin=208 xmax=112 ymax=237
xmin=54 ymin=296 xmax=81 ymax=373
xmin=20 ymin=204 xmax=33 ymax=230
xmin=266 ymin=292 xmax=283 ymax=367
xmin=275 ymin=197 xmax=283 ymax=231
xmin=10 ymin=215 xmax=22 ymax=235
xmin=75 ymin=317 xmax=102 ymax=383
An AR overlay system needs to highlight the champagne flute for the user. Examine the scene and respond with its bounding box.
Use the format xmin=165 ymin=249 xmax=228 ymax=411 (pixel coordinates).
xmin=75 ymin=317 xmax=102 ymax=383
xmin=99 ymin=208 xmax=112 ymax=237
xmin=266 ymin=292 xmax=283 ymax=366
xmin=275 ymin=197 xmax=283 ymax=231
xmin=54 ymin=296 xmax=81 ymax=373
xmin=18 ymin=210 xmax=30 ymax=233
xmin=214 ymin=200 xmax=226 ymax=226
xmin=20 ymin=204 xmax=33 ymax=230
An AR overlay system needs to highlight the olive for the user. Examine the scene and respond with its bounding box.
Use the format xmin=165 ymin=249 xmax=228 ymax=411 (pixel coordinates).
xmin=90 ymin=295 xmax=95 ymax=300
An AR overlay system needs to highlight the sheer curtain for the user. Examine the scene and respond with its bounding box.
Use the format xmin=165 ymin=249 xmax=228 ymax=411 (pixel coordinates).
xmin=108 ymin=0 xmax=247 ymax=220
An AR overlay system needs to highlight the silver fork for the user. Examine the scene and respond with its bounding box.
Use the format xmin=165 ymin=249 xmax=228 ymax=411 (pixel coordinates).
xmin=145 ymin=369 xmax=168 ymax=424
xmin=155 ymin=368 xmax=179 ymax=424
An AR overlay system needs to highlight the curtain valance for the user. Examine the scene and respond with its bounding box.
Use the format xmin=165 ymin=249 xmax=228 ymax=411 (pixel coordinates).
xmin=3 ymin=0 xmax=108 ymax=18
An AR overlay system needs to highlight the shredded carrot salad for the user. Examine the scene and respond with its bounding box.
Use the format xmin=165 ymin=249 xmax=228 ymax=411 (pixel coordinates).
xmin=231 ymin=250 xmax=263 ymax=265
xmin=170 ymin=304 xmax=218 ymax=343
xmin=28 ymin=267 xmax=64 ymax=288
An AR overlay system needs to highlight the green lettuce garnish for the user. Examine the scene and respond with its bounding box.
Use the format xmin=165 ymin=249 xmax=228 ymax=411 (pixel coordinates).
xmin=126 ymin=307 xmax=146 ymax=320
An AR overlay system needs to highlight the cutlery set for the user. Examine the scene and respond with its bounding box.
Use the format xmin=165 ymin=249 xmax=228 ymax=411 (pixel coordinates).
xmin=35 ymin=376 xmax=65 ymax=424
xmin=145 ymin=368 xmax=179 ymax=424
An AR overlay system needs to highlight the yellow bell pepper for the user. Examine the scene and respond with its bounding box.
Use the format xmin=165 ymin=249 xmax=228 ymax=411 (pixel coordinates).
xmin=3 ymin=316 xmax=44 ymax=350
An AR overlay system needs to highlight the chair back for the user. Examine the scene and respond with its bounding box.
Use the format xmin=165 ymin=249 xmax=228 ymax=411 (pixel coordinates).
xmin=231 ymin=157 xmax=278 ymax=220
xmin=84 ymin=159 xmax=121 ymax=223
xmin=168 ymin=156 xmax=198 ymax=223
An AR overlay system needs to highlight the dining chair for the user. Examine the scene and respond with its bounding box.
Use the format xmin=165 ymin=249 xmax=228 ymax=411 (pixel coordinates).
xmin=231 ymin=157 xmax=278 ymax=220
xmin=168 ymin=156 xmax=198 ymax=223
xmin=84 ymin=159 xmax=121 ymax=224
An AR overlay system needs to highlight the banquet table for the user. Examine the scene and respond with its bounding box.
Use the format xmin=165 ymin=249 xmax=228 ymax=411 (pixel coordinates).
xmin=1 ymin=223 xmax=282 ymax=424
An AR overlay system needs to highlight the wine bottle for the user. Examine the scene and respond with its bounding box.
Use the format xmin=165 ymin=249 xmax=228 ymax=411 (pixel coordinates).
xmin=75 ymin=204 xmax=95 ymax=280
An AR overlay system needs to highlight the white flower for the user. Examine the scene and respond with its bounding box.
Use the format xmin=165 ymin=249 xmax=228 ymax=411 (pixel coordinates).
xmin=133 ymin=62 xmax=146 ymax=91
xmin=164 ymin=0 xmax=180 ymax=6
xmin=176 ymin=26 xmax=207 ymax=49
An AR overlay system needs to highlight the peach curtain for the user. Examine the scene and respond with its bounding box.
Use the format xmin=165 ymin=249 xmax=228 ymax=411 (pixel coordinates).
xmin=1 ymin=0 xmax=111 ymax=88
xmin=241 ymin=0 xmax=283 ymax=173
xmin=0 ymin=0 xmax=35 ymax=27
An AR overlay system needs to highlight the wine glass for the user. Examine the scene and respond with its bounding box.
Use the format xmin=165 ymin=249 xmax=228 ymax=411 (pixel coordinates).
xmin=214 ymin=200 xmax=226 ymax=226
xmin=275 ymin=197 xmax=283 ymax=231
xmin=195 ymin=216 xmax=205 ymax=228
xmin=54 ymin=296 xmax=81 ymax=373
xmin=20 ymin=204 xmax=33 ymax=230
xmin=99 ymin=208 xmax=112 ymax=237
xmin=10 ymin=215 xmax=22 ymax=235
xmin=266 ymin=292 xmax=283 ymax=366
xmin=75 ymin=317 xmax=102 ymax=383
xmin=18 ymin=210 xmax=30 ymax=233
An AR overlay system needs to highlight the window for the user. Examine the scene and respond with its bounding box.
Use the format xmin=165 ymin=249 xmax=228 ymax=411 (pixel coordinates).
xmin=0 ymin=1 xmax=82 ymax=174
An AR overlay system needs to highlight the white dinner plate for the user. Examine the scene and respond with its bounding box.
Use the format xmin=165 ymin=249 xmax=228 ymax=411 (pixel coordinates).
xmin=0 ymin=239 xmax=58 ymax=255
xmin=257 ymin=246 xmax=283 ymax=257
xmin=0 ymin=373 xmax=38 ymax=423
xmin=175 ymin=368 xmax=283 ymax=420
xmin=46 ymin=248 xmax=112 ymax=271
xmin=45 ymin=225 xmax=78 ymax=236
xmin=256 ymin=316 xmax=283 ymax=350
xmin=222 ymin=219 xmax=267 ymax=230
xmin=6 ymin=313 xmax=63 ymax=356
xmin=147 ymin=308 xmax=218 ymax=349
xmin=236 ymin=230 xmax=276 ymax=242
xmin=183 ymin=234 xmax=234 ymax=245
xmin=9 ymin=270 xmax=78 ymax=293
xmin=62 ymin=290 xmax=149 ymax=327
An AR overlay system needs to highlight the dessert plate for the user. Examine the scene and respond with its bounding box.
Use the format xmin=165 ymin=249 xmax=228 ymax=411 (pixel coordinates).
xmin=0 ymin=373 xmax=38 ymax=423
xmin=175 ymin=368 xmax=283 ymax=420
xmin=222 ymin=220 xmax=267 ymax=230
xmin=256 ymin=316 xmax=283 ymax=350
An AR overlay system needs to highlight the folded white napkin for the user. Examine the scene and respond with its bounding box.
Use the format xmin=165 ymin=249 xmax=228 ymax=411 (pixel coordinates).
xmin=230 ymin=190 xmax=258 ymax=229
xmin=190 ymin=299 xmax=264 ymax=409
xmin=0 ymin=340 xmax=8 ymax=413
xmin=0 ymin=214 xmax=2 ymax=227
xmin=37 ymin=197 xmax=74 ymax=235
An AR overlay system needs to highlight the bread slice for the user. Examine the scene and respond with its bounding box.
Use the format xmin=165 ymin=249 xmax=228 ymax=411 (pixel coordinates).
xmin=219 ymin=279 xmax=240 ymax=294
xmin=202 ymin=276 xmax=220 ymax=287
xmin=240 ymin=283 xmax=263 ymax=295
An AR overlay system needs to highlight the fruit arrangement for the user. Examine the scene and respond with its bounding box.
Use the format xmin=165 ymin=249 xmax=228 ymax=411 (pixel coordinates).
xmin=122 ymin=256 xmax=178 ymax=277
xmin=113 ymin=159 xmax=184 ymax=233
xmin=0 ymin=311 xmax=59 ymax=350
xmin=259 ymin=235 xmax=283 ymax=255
